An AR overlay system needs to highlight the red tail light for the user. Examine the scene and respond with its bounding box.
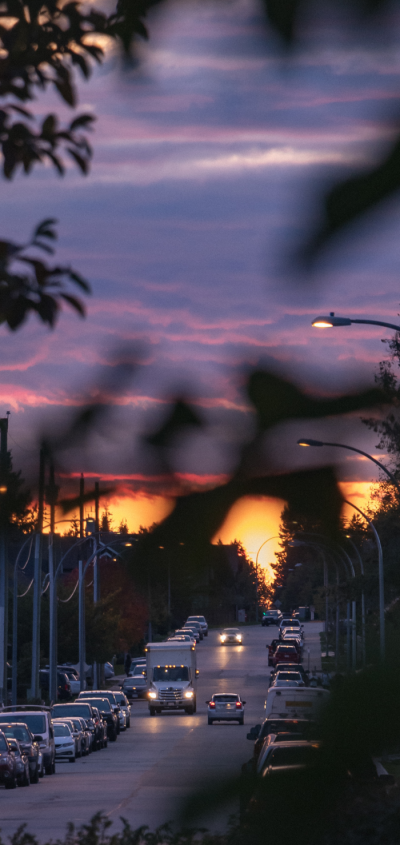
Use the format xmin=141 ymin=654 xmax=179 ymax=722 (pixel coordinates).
xmin=209 ymin=702 xmax=216 ymax=708
xmin=236 ymin=702 xmax=242 ymax=709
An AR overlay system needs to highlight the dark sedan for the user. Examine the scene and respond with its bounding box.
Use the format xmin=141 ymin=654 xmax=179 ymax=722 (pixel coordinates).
xmin=8 ymin=738 xmax=30 ymax=786
xmin=2 ymin=722 xmax=41 ymax=782
xmin=122 ymin=676 xmax=148 ymax=700
xmin=0 ymin=730 xmax=17 ymax=789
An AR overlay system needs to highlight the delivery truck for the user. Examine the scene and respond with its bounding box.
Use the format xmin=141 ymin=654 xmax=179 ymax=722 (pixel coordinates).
xmin=145 ymin=642 xmax=197 ymax=716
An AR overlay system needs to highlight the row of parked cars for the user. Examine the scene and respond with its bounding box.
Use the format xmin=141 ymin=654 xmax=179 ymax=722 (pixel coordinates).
xmin=0 ymin=686 xmax=132 ymax=788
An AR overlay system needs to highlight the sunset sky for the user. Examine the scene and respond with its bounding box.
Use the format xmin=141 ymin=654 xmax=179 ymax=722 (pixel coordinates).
xmin=3 ymin=0 xmax=399 ymax=567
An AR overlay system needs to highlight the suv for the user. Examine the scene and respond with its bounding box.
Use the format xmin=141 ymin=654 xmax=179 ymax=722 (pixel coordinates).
xmin=186 ymin=616 xmax=208 ymax=636
xmin=261 ymin=610 xmax=282 ymax=627
xmin=77 ymin=691 xmax=121 ymax=734
xmin=0 ymin=706 xmax=56 ymax=775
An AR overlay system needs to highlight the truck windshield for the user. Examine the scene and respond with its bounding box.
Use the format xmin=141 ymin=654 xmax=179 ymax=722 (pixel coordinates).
xmin=153 ymin=667 xmax=189 ymax=682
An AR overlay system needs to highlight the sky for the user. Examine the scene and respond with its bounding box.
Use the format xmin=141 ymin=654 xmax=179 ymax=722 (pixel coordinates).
xmin=3 ymin=0 xmax=400 ymax=567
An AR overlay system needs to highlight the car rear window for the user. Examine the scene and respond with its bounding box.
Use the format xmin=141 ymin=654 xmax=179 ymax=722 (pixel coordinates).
xmin=0 ymin=714 xmax=46 ymax=734
xmin=213 ymin=695 xmax=239 ymax=702
xmin=260 ymin=720 xmax=312 ymax=738
xmin=269 ymin=746 xmax=319 ymax=768
xmin=3 ymin=725 xmax=30 ymax=742
xmin=52 ymin=705 xmax=91 ymax=719
xmin=80 ymin=698 xmax=111 ymax=712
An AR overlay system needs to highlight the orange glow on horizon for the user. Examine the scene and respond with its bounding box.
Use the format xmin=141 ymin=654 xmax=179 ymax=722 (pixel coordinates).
xmin=213 ymin=495 xmax=285 ymax=581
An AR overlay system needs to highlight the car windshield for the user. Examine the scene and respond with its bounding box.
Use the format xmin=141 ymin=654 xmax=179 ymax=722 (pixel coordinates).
xmin=52 ymin=705 xmax=91 ymax=718
xmin=269 ymin=746 xmax=318 ymax=768
xmin=3 ymin=725 xmax=30 ymax=742
xmin=213 ymin=695 xmax=239 ymax=702
xmin=224 ymin=629 xmax=239 ymax=634
xmin=71 ymin=720 xmax=81 ymax=730
xmin=82 ymin=692 xmax=116 ymax=705
xmin=188 ymin=616 xmax=205 ymax=623
xmin=126 ymin=677 xmax=146 ymax=686
xmin=260 ymin=720 xmax=312 ymax=739
xmin=8 ymin=739 xmax=19 ymax=752
xmin=132 ymin=666 xmax=146 ymax=676
xmin=81 ymin=698 xmax=111 ymax=712
xmin=276 ymin=646 xmax=297 ymax=652
xmin=54 ymin=725 xmax=71 ymax=737
xmin=0 ymin=735 xmax=8 ymax=751
xmin=264 ymin=612 xmax=278 ymax=617
xmin=0 ymin=714 xmax=46 ymax=734
xmin=153 ymin=667 xmax=189 ymax=682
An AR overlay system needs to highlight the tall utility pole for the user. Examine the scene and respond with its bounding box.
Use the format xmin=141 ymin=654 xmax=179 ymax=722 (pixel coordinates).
xmin=30 ymin=447 xmax=45 ymax=701
xmin=0 ymin=417 xmax=8 ymax=703
xmin=47 ymin=460 xmax=58 ymax=704
xmin=79 ymin=474 xmax=84 ymax=538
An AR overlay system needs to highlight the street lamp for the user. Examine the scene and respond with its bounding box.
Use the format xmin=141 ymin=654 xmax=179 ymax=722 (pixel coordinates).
xmin=312 ymin=312 xmax=400 ymax=332
xmin=255 ymin=536 xmax=280 ymax=624
xmin=297 ymin=438 xmax=400 ymax=492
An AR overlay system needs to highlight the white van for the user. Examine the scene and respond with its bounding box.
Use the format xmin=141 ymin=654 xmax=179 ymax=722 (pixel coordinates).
xmin=0 ymin=705 xmax=56 ymax=775
xmin=264 ymin=686 xmax=329 ymax=720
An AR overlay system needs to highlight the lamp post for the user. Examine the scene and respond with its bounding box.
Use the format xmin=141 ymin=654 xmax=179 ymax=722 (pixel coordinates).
xmin=312 ymin=312 xmax=400 ymax=332
xmin=297 ymin=438 xmax=400 ymax=492
xmin=344 ymin=499 xmax=385 ymax=661
xmin=255 ymin=536 xmax=280 ymax=623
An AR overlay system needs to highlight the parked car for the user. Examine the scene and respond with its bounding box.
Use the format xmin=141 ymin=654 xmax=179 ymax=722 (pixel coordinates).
xmin=89 ymin=707 xmax=108 ymax=748
xmin=279 ymin=618 xmax=303 ymax=633
xmin=181 ymin=625 xmax=200 ymax=642
xmin=53 ymin=718 xmax=82 ymax=758
xmin=0 ymin=730 xmax=17 ymax=788
xmin=171 ymin=632 xmax=196 ymax=644
xmin=78 ymin=697 xmax=118 ymax=742
xmin=269 ymin=663 xmax=309 ymax=686
xmin=8 ymin=738 xmax=30 ymax=786
xmin=220 ymin=628 xmax=243 ymax=645
xmin=270 ymin=671 xmax=305 ymax=688
xmin=261 ymin=610 xmax=282 ymax=627
xmin=51 ymin=702 xmax=98 ymax=749
xmin=71 ymin=717 xmax=91 ymax=755
xmin=271 ymin=644 xmax=301 ymax=667
xmin=53 ymin=723 xmax=76 ymax=762
xmin=77 ymin=691 xmax=121 ymax=733
xmin=129 ymin=664 xmax=147 ymax=677
xmin=186 ymin=615 xmax=208 ymax=636
xmin=183 ymin=620 xmax=203 ymax=640
xmin=39 ymin=669 xmax=71 ymax=701
xmin=267 ymin=638 xmax=281 ymax=663
xmin=206 ymin=693 xmax=246 ymax=725
xmin=247 ymin=718 xmax=318 ymax=761
xmin=113 ymin=692 xmax=131 ymax=727
xmin=57 ymin=666 xmax=86 ymax=694
xmin=1 ymin=722 xmax=42 ymax=782
xmin=0 ymin=706 xmax=56 ymax=776
xmin=122 ymin=676 xmax=148 ymax=700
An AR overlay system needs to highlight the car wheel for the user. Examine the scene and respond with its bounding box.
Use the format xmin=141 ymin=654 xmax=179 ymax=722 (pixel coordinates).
xmin=69 ymin=756 xmax=76 ymax=763
xmin=38 ymin=765 xmax=44 ymax=778
xmin=239 ymin=717 xmax=244 ymax=726
xmin=51 ymin=760 xmax=56 ymax=774
xmin=45 ymin=763 xmax=53 ymax=776
xmin=185 ymin=706 xmax=194 ymax=715
xmin=31 ymin=767 xmax=39 ymax=784
xmin=5 ymin=775 xmax=17 ymax=789
xmin=127 ymin=718 xmax=130 ymax=728
xmin=20 ymin=771 xmax=30 ymax=787
xmin=208 ymin=718 xmax=213 ymax=725
xmin=149 ymin=707 xmax=156 ymax=716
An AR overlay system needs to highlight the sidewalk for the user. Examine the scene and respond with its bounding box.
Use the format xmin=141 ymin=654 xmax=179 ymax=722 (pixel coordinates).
xmin=302 ymin=621 xmax=324 ymax=672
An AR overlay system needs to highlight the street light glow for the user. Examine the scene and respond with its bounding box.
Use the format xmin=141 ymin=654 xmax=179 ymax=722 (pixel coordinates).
xmin=298 ymin=438 xmax=324 ymax=447
xmin=313 ymin=319 xmax=334 ymax=328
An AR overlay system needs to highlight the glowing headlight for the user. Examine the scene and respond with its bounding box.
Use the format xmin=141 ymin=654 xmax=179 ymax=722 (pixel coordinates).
xmin=236 ymin=635 xmax=242 ymax=641
xmin=184 ymin=690 xmax=194 ymax=699
xmin=220 ymin=635 xmax=226 ymax=642
xmin=148 ymin=691 xmax=157 ymax=699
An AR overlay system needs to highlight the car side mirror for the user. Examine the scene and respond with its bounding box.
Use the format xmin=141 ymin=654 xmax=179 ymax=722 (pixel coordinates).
xmin=205 ymin=700 xmax=210 ymax=704
xmin=242 ymin=701 xmax=247 ymax=705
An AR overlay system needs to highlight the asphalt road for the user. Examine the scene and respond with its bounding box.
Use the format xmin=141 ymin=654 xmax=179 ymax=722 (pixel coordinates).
xmin=0 ymin=622 xmax=323 ymax=841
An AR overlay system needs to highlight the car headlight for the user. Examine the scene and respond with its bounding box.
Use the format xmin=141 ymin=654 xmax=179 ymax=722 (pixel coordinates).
xmin=148 ymin=691 xmax=157 ymax=699
xmin=184 ymin=690 xmax=194 ymax=698
xmin=236 ymin=635 xmax=242 ymax=641
xmin=220 ymin=635 xmax=226 ymax=642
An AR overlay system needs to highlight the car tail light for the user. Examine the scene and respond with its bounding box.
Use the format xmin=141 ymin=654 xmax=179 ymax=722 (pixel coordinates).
xmin=236 ymin=702 xmax=242 ymax=709
xmin=209 ymin=702 xmax=216 ymax=708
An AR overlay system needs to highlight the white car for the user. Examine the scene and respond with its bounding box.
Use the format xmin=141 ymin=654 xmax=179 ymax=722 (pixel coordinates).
xmin=207 ymin=693 xmax=246 ymax=725
xmin=53 ymin=723 xmax=76 ymax=762
xmin=173 ymin=630 xmax=196 ymax=644
xmin=271 ymin=671 xmax=305 ymax=688
xmin=181 ymin=626 xmax=200 ymax=642
xmin=58 ymin=667 xmax=85 ymax=695
xmin=220 ymin=628 xmax=242 ymax=645
xmin=53 ymin=718 xmax=82 ymax=757
xmin=113 ymin=692 xmax=131 ymax=728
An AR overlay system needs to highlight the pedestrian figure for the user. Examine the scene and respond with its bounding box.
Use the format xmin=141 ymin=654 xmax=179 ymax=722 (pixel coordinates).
xmin=124 ymin=652 xmax=132 ymax=676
